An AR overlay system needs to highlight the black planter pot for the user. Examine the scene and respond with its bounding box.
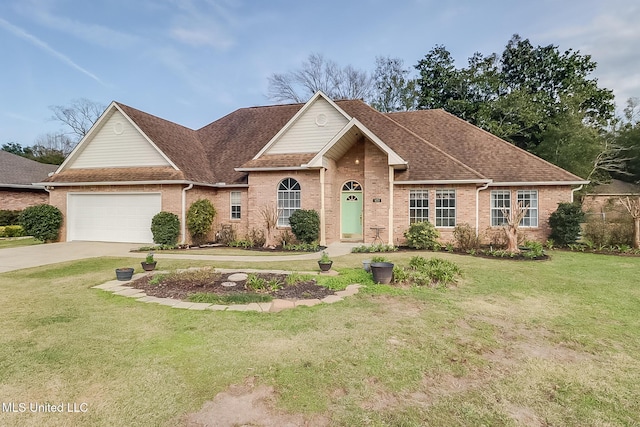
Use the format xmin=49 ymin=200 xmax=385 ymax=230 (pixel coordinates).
xmin=115 ymin=267 xmax=135 ymax=281
xmin=370 ymin=262 xmax=394 ymax=284
xmin=318 ymin=261 xmax=333 ymax=272
xmin=141 ymin=261 xmax=157 ymax=271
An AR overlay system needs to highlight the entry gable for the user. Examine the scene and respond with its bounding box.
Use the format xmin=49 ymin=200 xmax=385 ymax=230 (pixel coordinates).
xmin=304 ymin=118 xmax=407 ymax=168
xmin=255 ymin=91 xmax=351 ymax=157
xmin=58 ymin=102 xmax=175 ymax=171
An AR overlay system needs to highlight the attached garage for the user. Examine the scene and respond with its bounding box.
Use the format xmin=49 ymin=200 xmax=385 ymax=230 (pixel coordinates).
xmin=67 ymin=193 xmax=161 ymax=243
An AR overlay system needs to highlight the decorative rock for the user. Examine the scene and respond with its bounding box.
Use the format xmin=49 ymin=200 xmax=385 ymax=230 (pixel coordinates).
xmin=227 ymin=273 xmax=248 ymax=282
xmin=221 ymin=281 xmax=237 ymax=288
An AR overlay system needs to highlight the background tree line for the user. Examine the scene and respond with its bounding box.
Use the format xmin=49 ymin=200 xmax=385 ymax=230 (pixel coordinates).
xmin=267 ymin=34 xmax=640 ymax=185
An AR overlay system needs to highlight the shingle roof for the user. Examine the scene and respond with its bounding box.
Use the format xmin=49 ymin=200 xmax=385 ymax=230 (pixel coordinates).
xmin=588 ymin=179 xmax=640 ymax=195
xmin=0 ymin=151 xmax=57 ymax=187
xmin=45 ymin=167 xmax=185 ymax=183
xmin=387 ymin=109 xmax=584 ymax=183
xmin=49 ymin=96 xmax=586 ymax=186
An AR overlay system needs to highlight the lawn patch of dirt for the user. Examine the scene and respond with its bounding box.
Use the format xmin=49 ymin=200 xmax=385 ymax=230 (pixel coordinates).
xmin=130 ymin=269 xmax=335 ymax=301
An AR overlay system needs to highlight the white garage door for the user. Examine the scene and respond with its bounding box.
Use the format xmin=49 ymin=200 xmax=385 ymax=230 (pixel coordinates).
xmin=67 ymin=193 xmax=162 ymax=243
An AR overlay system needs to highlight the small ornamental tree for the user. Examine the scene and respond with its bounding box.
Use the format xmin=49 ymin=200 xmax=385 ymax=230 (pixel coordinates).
xmin=186 ymin=199 xmax=216 ymax=246
xmin=151 ymin=212 xmax=180 ymax=246
xmin=548 ymin=202 xmax=586 ymax=246
xmin=18 ymin=204 xmax=63 ymax=242
xmin=404 ymin=221 xmax=440 ymax=250
xmin=288 ymin=209 xmax=320 ymax=244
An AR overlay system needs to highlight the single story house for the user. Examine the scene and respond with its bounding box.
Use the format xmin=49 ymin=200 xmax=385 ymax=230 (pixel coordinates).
xmin=41 ymin=92 xmax=587 ymax=245
xmin=582 ymin=179 xmax=640 ymax=220
xmin=0 ymin=151 xmax=57 ymax=211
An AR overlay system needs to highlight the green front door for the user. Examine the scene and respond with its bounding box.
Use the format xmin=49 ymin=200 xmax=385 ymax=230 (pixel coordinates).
xmin=341 ymin=191 xmax=363 ymax=239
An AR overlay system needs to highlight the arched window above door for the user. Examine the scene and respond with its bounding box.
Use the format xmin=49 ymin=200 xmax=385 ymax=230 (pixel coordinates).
xmin=342 ymin=181 xmax=362 ymax=192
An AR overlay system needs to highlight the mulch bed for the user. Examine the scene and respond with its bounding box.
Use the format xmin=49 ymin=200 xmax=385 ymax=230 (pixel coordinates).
xmin=130 ymin=270 xmax=335 ymax=300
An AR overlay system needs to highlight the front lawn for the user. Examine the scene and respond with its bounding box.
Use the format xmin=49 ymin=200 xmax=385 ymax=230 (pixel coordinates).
xmin=0 ymin=237 xmax=42 ymax=249
xmin=0 ymin=251 xmax=639 ymax=426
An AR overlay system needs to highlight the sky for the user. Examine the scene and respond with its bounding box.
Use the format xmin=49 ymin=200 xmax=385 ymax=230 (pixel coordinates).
xmin=1 ymin=0 xmax=639 ymax=146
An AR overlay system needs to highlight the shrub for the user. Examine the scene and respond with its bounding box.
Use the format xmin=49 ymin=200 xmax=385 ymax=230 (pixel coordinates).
xmin=403 ymin=221 xmax=440 ymax=250
xmin=3 ymin=225 xmax=25 ymax=237
xmin=583 ymin=215 xmax=633 ymax=247
xmin=19 ymin=204 xmax=63 ymax=242
xmin=0 ymin=209 xmax=21 ymax=226
xmin=246 ymin=228 xmax=266 ymax=248
xmin=151 ymin=212 xmax=180 ymax=245
xmin=522 ymin=240 xmax=545 ymax=259
xmin=288 ymin=209 xmax=320 ymax=244
xmin=186 ymin=199 xmax=216 ymax=245
xmin=548 ymin=203 xmax=585 ymax=246
xmin=453 ymin=223 xmax=480 ymax=251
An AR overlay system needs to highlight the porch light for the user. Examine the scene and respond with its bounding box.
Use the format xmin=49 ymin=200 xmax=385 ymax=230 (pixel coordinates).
xmin=355 ymin=159 xmax=360 ymax=165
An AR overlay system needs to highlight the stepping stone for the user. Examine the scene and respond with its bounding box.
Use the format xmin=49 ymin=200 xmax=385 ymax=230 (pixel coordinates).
xmin=227 ymin=273 xmax=248 ymax=282
xmin=221 ymin=281 xmax=237 ymax=287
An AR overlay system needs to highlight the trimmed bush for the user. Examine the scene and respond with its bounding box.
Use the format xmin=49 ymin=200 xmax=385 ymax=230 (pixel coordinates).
xmin=151 ymin=212 xmax=180 ymax=246
xmin=548 ymin=203 xmax=585 ymax=246
xmin=288 ymin=209 xmax=320 ymax=244
xmin=18 ymin=204 xmax=63 ymax=242
xmin=403 ymin=221 xmax=440 ymax=250
xmin=0 ymin=209 xmax=22 ymax=226
xmin=3 ymin=225 xmax=25 ymax=237
xmin=453 ymin=223 xmax=480 ymax=251
xmin=186 ymin=199 xmax=216 ymax=245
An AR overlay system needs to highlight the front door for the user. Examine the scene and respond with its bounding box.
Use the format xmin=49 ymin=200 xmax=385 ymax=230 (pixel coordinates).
xmin=341 ymin=181 xmax=363 ymax=240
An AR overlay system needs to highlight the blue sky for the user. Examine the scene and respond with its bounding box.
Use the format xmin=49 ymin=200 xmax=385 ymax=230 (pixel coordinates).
xmin=1 ymin=0 xmax=639 ymax=146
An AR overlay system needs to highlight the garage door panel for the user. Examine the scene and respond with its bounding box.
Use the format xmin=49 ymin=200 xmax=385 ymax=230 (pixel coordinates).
xmin=68 ymin=193 xmax=161 ymax=243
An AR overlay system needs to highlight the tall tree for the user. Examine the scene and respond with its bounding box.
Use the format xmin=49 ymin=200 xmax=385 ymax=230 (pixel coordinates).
xmin=49 ymin=98 xmax=106 ymax=142
xmin=267 ymin=53 xmax=373 ymax=103
xmin=371 ymin=56 xmax=418 ymax=112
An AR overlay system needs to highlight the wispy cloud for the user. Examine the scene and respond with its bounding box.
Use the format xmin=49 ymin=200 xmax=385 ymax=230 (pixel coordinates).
xmin=167 ymin=0 xmax=238 ymax=50
xmin=0 ymin=17 xmax=105 ymax=85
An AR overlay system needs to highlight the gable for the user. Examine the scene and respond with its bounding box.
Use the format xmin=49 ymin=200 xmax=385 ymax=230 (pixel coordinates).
xmin=264 ymin=97 xmax=349 ymax=155
xmin=69 ymin=109 xmax=171 ymax=169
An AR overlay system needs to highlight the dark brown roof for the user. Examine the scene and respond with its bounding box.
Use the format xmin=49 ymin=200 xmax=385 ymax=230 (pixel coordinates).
xmin=45 ymin=167 xmax=185 ymax=183
xmin=0 ymin=151 xmax=57 ymax=186
xmin=239 ymin=153 xmax=316 ymax=169
xmin=387 ymin=109 xmax=584 ymax=183
xmin=588 ymin=179 xmax=640 ymax=195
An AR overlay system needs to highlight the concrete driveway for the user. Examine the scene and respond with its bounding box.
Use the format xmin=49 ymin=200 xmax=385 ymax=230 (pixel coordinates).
xmin=0 ymin=241 xmax=140 ymax=273
xmin=0 ymin=241 xmax=359 ymax=273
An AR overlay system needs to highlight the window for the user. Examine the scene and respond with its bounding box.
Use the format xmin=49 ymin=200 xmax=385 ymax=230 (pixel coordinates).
xmin=230 ymin=191 xmax=241 ymax=220
xmin=409 ymin=189 xmax=429 ymax=224
xmin=342 ymin=181 xmax=362 ymax=191
xmin=518 ymin=190 xmax=538 ymax=227
xmin=491 ymin=190 xmax=511 ymax=226
xmin=435 ymin=189 xmax=456 ymax=227
xmin=277 ymin=178 xmax=301 ymax=227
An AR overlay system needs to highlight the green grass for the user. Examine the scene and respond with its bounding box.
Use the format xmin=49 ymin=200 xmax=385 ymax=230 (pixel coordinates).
xmin=1 ymin=251 xmax=640 ymax=426
xmin=0 ymin=237 xmax=42 ymax=249
xmin=150 ymin=246 xmax=314 ymax=256
xmin=188 ymin=292 xmax=273 ymax=304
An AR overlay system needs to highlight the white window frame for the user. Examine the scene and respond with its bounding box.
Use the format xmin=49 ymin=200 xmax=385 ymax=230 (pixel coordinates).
xmin=491 ymin=190 xmax=511 ymax=227
xmin=435 ymin=189 xmax=456 ymax=227
xmin=277 ymin=178 xmax=301 ymax=227
xmin=230 ymin=191 xmax=241 ymax=220
xmin=409 ymin=189 xmax=429 ymax=224
xmin=517 ymin=190 xmax=538 ymax=227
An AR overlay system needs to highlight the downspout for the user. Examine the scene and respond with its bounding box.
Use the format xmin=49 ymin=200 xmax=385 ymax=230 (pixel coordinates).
xmin=475 ymin=182 xmax=491 ymax=237
xmin=388 ymin=166 xmax=394 ymax=245
xmin=319 ymin=168 xmax=326 ymax=246
xmin=571 ymin=184 xmax=584 ymax=203
xmin=181 ymin=183 xmax=194 ymax=245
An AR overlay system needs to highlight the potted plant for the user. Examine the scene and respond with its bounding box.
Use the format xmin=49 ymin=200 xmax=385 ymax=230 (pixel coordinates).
xmin=370 ymin=256 xmax=394 ymax=284
xmin=141 ymin=252 xmax=157 ymax=271
xmin=115 ymin=267 xmax=135 ymax=281
xmin=318 ymin=251 xmax=333 ymax=272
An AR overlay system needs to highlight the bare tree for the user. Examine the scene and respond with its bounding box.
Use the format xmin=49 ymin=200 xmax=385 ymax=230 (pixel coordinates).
xmin=34 ymin=132 xmax=76 ymax=156
xmin=50 ymin=98 xmax=106 ymax=141
xmin=372 ymin=56 xmax=418 ymax=112
xmin=619 ymin=196 xmax=640 ymax=248
xmin=267 ymin=53 xmax=373 ymax=103
xmin=586 ymin=137 xmax=632 ymax=184
xmin=259 ymin=203 xmax=281 ymax=248
xmin=501 ymin=201 xmax=529 ymax=253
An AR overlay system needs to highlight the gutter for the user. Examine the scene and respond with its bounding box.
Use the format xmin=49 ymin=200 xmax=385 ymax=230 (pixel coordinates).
xmin=489 ymin=181 xmax=589 ymax=187
xmin=32 ymin=180 xmax=248 ymax=188
xmin=394 ymin=179 xmax=491 ymax=185
xmin=181 ymin=184 xmax=194 ymax=245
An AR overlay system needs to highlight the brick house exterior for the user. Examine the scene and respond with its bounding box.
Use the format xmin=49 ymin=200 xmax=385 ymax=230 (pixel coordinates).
xmin=0 ymin=151 xmax=57 ymax=211
xmin=42 ymin=92 xmax=587 ymax=245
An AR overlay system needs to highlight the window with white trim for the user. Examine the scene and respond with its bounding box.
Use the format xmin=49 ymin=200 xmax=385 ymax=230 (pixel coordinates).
xmin=491 ymin=190 xmax=511 ymax=226
xmin=230 ymin=191 xmax=241 ymax=220
xmin=409 ymin=189 xmax=429 ymax=224
xmin=517 ymin=190 xmax=538 ymax=227
xmin=435 ymin=189 xmax=456 ymax=227
xmin=277 ymin=178 xmax=301 ymax=227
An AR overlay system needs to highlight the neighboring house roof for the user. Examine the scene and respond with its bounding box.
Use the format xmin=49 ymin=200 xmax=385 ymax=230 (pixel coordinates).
xmin=587 ymin=179 xmax=640 ymax=195
xmin=45 ymin=92 xmax=587 ymax=187
xmin=0 ymin=151 xmax=57 ymax=189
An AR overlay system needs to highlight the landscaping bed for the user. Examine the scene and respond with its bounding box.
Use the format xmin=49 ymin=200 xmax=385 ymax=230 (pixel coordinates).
xmin=130 ymin=269 xmax=335 ymax=303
